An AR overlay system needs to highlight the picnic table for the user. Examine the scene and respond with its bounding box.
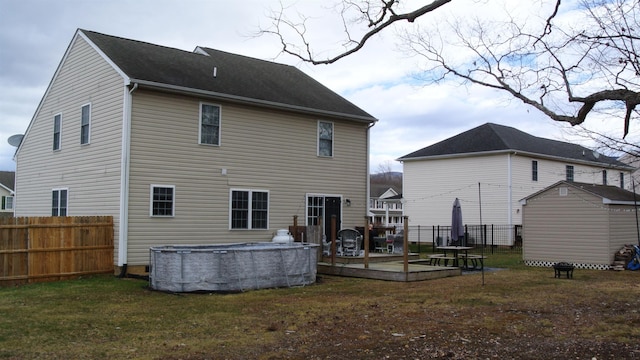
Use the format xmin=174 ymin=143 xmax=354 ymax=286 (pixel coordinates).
xmin=428 ymin=246 xmax=485 ymax=269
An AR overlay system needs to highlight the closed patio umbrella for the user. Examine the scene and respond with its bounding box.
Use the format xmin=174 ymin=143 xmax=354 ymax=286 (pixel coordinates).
xmin=451 ymin=198 xmax=464 ymax=245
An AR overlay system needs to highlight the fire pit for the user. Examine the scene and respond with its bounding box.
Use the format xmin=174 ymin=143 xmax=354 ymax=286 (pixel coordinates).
xmin=553 ymin=262 xmax=574 ymax=279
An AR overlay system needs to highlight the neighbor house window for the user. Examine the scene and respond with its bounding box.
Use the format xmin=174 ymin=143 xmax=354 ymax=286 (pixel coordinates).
xmin=230 ymin=189 xmax=269 ymax=229
xmin=150 ymin=185 xmax=175 ymax=217
xmin=318 ymin=121 xmax=333 ymax=157
xmin=566 ymin=165 xmax=574 ymax=182
xmin=1 ymin=196 xmax=14 ymax=210
xmin=53 ymin=114 xmax=62 ymax=151
xmin=199 ymin=103 xmax=221 ymax=145
xmin=602 ymin=170 xmax=607 ymax=185
xmin=532 ymin=160 xmax=538 ymax=181
xmin=620 ymin=172 xmax=625 ymax=189
xmin=52 ymin=189 xmax=68 ymax=216
xmin=80 ymin=103 xmax=91 ymax=145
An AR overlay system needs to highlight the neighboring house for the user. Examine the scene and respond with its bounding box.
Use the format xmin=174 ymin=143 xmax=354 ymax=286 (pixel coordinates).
xmin=398 ymin=123 xmax=635 ymax=243
xmin=619 ymin=153 xmax=640 ymax=190
xmin=14 ymin=29 xmax=377 ymax=274
xmin=0 ymin=171 xmax=15 ymax=214
xmin=369 ymin=184 xmax=403 ymax=228
xmin=521 ymin=181 xmax=640 ymax=270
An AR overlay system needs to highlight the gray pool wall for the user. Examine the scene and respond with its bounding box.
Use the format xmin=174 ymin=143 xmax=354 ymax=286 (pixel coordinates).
xmin=149 ymin=242 xmax=319 ymax=292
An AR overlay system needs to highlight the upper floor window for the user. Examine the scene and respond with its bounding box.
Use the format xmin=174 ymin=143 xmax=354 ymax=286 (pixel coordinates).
xmin=620 ymin=172 xmax=625 ymax=189
xmin=1 ymin=196 xmax=13 ymax=210
xmin=566 ymin=165 xmax=574 ymax=182
xmin=199 ymin=103 xmax=221 ymax=145
xmin=80 ymin=103 xmax=91 ymax=145
xmin=602 ymin=170 xmax=607 ymax=185
xmin=150 ymin=185 xmax=175 ymax=217
xmin=53 ymin=114 xmax=62 ymax=151
xmin=318 ymin=121 xmax=333 ymax=157
xmin=52 ymin=189 xmax=68 ymax=216
xmin=230 ymin=189 xmax=269 ymax=230
xmin=532 ymin=160 xmax=538 ymax=181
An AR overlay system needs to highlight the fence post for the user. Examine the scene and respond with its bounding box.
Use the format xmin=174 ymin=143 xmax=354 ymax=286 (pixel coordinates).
xmin=490 ymin=224 xmax=494 ymax=254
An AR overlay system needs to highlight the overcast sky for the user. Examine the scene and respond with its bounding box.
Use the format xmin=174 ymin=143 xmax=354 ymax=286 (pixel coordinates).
xmin=0 ymin=0 xmax=609 ymax=173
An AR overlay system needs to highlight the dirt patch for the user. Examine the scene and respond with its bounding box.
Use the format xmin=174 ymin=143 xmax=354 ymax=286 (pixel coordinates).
xmin=158 ymin=269 xmax=640 ymax=360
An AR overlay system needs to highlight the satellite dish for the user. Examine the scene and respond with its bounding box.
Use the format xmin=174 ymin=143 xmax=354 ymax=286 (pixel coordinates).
xmin=7 ymin=134 xmax=24 ymax=147
xmin=592 ymin=151 xmax=600 ymax=159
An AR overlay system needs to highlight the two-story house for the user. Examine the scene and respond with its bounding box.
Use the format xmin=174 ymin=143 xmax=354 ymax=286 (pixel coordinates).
xmin=369 ymin=183 xmax=403 ymax=228
xmin=13 ymin=29 xmax=377 ymax=274
xmin=0 ymin=171 xmax=15 ymax=215
xmin=398 ymin=123 xmax=635 ymax=243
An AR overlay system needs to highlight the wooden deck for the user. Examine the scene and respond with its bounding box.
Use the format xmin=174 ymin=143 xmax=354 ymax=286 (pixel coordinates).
xmin=317 ymin=253 xmax=462 ymax=282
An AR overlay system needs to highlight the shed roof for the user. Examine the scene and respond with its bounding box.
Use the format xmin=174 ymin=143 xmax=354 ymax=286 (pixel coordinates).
xmin=398 ymin=123 xmax=632 ymax=169
xmin=523 ymin=181 xmax=640 ymax=205
xmin=80 ymin=30 xmax=376 ymax=122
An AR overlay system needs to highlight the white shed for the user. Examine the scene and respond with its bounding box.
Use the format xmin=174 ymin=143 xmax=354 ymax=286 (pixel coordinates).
xmin=521 ymin=181 xmax=640 ymax=270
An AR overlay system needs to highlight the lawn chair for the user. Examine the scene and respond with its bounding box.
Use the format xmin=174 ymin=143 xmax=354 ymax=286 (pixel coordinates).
xmin=338 ymin=229 xmax=362 ymax=256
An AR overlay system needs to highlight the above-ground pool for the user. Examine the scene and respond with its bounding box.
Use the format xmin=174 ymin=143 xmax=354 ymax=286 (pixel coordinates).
xmin=149 ymin=242 xmax=319 ymax=292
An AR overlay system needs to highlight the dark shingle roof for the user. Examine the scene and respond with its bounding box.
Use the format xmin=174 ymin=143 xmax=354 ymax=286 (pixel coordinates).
xmin=398 ymin=123 xmax=631 ymax=169
xmin=0 ymin=171 xmax=15 ymax=191
xmin=80 ymin=30 xmax=375 ymax=122
xmin=524 ymin=181 xmax=640 ymax=203
xmin=370 ymin=184 xmax=401 ymax=198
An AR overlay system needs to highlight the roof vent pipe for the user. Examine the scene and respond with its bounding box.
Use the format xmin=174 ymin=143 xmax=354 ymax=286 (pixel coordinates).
xmin=213 ymin=67 xmax=217 ymax=78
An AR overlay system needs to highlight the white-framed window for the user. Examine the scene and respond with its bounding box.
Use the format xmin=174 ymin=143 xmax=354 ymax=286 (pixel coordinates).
xmin=566 ymin=165 xmax=574 ymax=182
xmin=602 ymin=170 xmax=607 ymax=185
xmin=532 ymin=160 xmax=538 ymax=181
xmin=52 ymin=188 xmax=68 ymax=216
xmin=150 ymin=185 xmax=175 ymax=217
xmin=80 ymin=103 xmax=91 ymax=145
xmin=199 ymin=103 xmax=221 ymax=145
xmin=230 ymin=189 xmax=269 ymax=230
xmin=318 ymin=121 xmax=333 ymax=157
xmin=1 ymin=196 xmax=14 ymax=210
xmin=53 ymin=113 xmax=62 ymax=151
xmin=620 ymin=172 xmax=625 ymax=189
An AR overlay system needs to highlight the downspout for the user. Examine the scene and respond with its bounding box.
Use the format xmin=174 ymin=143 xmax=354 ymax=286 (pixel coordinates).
xmin=117 ymin=82 xmax=137 ymax=276
xmin=366 ymin=122 xmax=375 ymax=223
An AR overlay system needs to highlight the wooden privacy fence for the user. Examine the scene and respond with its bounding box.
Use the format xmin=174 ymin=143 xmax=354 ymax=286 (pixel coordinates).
xmin=0 ymin=216 xmax=114 ymax=286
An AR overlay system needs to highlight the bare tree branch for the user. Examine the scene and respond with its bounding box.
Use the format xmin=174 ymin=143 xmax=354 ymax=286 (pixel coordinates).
xmin=262 ymin=0 xmax=452 ymax=65
xmin=258 ymin=0 xmax=639 ymax=142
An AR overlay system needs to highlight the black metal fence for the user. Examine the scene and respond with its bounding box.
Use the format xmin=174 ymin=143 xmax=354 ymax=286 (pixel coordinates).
xmin=406 ymin=224 xmax=522 ymax=254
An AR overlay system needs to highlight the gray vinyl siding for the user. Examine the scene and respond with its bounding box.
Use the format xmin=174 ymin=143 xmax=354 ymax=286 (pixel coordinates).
xmin=608 ymin=204 xmax=640 ymax=257
xmin=14 ymin=36 xmax=124 ymax=261
xmin=126 ymin=90 xmax=368 ymax=264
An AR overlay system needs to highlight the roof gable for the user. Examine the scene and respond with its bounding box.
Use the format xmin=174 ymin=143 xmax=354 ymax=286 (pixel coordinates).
xmin=0 ymin=171 xmax=15 ymax=193
xmin=398 ymin=123 xmax=631 ymax=169
xmin=523 ymin=180 xmax=640 ymax=204
xmin=80 ymin=30 xmax=375 ymax=122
